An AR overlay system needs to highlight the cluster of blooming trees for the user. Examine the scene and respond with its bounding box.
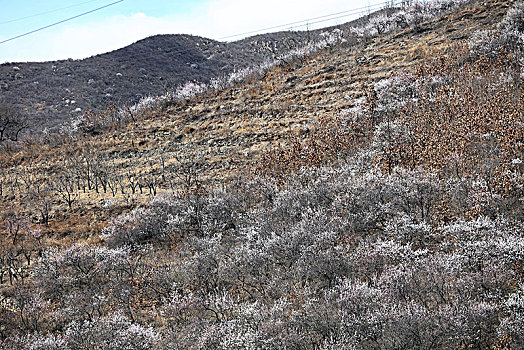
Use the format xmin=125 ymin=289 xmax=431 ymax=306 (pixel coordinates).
xmin=470 ymin=1 xmax=524 ymax=59
xmin=2 ymin=158 xmax=521 ymax=349
xmin=351 ymin=0 xmax=473 ymax=38
xmin=0 ymin=0 xmax=523 ymax=349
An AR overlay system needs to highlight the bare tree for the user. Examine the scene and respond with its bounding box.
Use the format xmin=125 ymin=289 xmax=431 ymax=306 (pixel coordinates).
xmin=0 ymin=104 xmax=28 ymax=142
xmin=29 ymin=180 xmax=53 ymax=226
xmin=54 ymin=170 xmax=79 ymax=210
xmin=0 ymin=167 xmax=5 ymax=197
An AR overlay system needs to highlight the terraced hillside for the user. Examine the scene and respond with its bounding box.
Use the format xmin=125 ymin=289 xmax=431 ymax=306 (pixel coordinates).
xmin=0 ymin=10 xmax=388 ymax=135
xmin=0 ymin=0 xmax=512 ymax=237
xmin=0 ymin=1 xmax=523 ymax=348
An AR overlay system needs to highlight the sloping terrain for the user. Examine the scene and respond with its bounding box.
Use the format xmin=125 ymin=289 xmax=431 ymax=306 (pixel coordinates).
xmin=0 ymin=0 xmax=512 ymax=236
xmin=0 ymin=12 xmax=385 ymax=134
xmin=0 ymin=1 xmax=523 ymax=348
xmin=0 ymin=33 xmax=309 ymax=133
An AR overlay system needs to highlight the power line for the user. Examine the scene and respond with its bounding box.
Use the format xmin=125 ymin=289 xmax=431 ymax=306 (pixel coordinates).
xmin=86 ymin=3 xmax=388 ymax=64
xmin=219 ymin=0 xmax=392 ymax=41
xmin=0 ymin=0 xmax=124 ymax=45
xmin=289 ymin=8 xmax=380 ymax=31
xmin=0 ymin=0 xmax=105 ymax=25
xmin=22 ymin=1 xmax=385 ymax=65
xmin=1 ymin=0 xmax=391 ymax=63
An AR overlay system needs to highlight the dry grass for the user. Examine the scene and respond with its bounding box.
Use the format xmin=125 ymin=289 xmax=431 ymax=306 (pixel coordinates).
xmin=0 ymin=0 xmax=512 ymax=241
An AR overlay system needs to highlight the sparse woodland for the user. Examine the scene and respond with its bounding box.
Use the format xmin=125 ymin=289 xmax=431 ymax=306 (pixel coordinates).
xmin=0 ymin=0 xmax=523 ymax=349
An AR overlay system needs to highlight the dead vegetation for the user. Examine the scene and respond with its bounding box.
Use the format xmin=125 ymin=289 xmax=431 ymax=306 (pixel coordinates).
xmin=0 ymin=0 xmax=514 ymax=239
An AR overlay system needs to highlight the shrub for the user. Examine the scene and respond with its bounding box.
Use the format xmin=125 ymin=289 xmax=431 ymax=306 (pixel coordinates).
xmin=470 ymin=1 xmax=524 ymax=59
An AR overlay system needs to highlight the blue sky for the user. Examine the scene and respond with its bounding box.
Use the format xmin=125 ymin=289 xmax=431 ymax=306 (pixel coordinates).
xmin=0 ymin=0 xmax=386 ymax=63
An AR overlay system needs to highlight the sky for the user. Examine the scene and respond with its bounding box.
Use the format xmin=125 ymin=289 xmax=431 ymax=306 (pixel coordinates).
xmin=0 ymin=0 xmax=387 ymax=63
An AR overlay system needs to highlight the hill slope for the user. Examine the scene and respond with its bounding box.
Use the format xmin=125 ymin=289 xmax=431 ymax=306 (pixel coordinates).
xmin=0 ymin=0 xmax=513 ymax=237
xmin=0 ymin=1 xmax=523 ymax=349
xmin=0 ymin=12 xmax=384 ymax=134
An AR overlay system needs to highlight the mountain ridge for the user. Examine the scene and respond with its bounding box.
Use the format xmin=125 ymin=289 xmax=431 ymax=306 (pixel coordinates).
xmin=0 ymin=0 xmax=512 ymax=237
xmin=0 ymin=10 xmax=385 ymax=134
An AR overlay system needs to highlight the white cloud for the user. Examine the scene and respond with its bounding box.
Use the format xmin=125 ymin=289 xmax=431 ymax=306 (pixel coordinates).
xmin=0 ymin=0 xmax=382 ymax=62
xmin=200 ymin=0 xmax=372 ymax=37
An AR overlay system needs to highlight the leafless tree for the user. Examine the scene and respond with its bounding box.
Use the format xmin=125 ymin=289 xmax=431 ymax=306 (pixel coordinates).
xmin=0 ymin=104 xmax=28 ymax=142
xmin=54 ymin=170 xmax=79 ymax=210
xmin=29 ymin=180 xmax=53 ymax=226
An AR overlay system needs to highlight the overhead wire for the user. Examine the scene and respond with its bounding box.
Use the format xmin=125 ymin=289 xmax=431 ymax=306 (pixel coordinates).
xmin=0 ymin=0 xmax=106 ymax=25
xmin=87 ymin=0 xmax=392 ymax=64
xmin=0 ymin=0 xmax=124 ymax=45
xmin=219 ymin=0 xmax=392 ymax=41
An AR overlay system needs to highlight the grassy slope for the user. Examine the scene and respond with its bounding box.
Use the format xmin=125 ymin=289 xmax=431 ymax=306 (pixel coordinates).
xmin=0 ymin=0 xmax=512 ymax=241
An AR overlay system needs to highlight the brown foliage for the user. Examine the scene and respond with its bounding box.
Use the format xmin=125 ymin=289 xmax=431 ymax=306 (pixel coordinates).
xmin=380 ymin=50 xmax=523 ymax=198
xmin=258 ymin=45 xmax=523 ymax=219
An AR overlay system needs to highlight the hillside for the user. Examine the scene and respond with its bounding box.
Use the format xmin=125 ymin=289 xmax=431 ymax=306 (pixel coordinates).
xmin=0 ymin=11 xmax=385 ymax=135
xmin=0 ymin=0 xmax=513 ymax=236
xmin=0 ymin=33 xmax=302 ymax=133
xmin=0 ymin=0 xmax=523 ymax=349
